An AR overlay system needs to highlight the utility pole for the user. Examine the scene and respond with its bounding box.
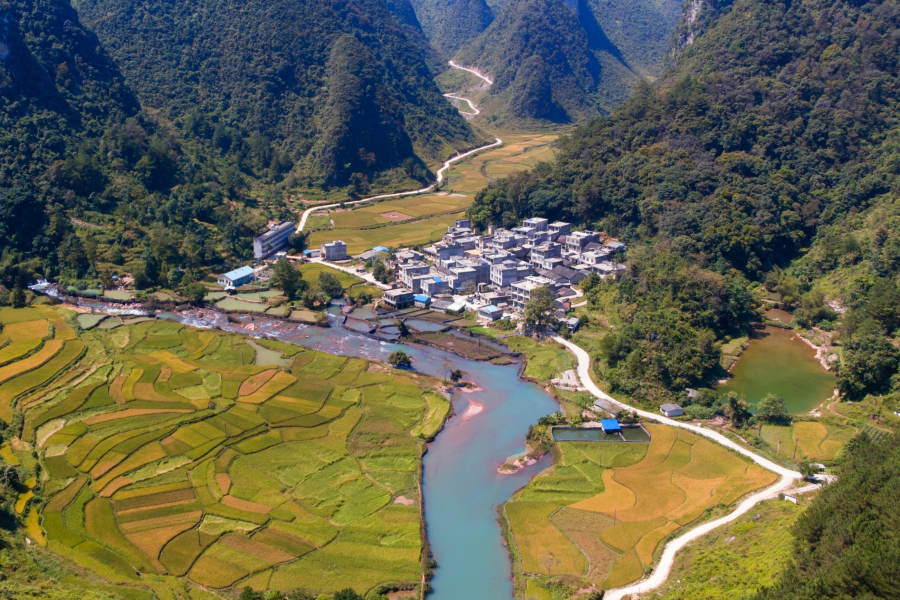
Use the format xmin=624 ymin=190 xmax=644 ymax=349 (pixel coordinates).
xmin=793 ymin=436 xmax=799 ymax=459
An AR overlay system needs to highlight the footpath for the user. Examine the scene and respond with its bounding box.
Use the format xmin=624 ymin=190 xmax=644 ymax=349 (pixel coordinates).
xmin=552 ymin=335 xmax=809 ymax=600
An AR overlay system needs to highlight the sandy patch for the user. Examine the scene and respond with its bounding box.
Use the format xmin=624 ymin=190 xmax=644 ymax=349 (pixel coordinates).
xmin=462 ymin=399 xmax=484 ymax=420
xmin=393 ymin=495 xmax=415 ymax=506
xmin=380 ymin=211 xmax=413 ymax=221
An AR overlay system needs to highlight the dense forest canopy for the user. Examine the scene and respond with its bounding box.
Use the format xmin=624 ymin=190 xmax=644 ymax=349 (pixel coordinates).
xmin=72 ymin=0 xmax=480 ymax=182
xmin=409 ymin=0 xmax=495 ymax=57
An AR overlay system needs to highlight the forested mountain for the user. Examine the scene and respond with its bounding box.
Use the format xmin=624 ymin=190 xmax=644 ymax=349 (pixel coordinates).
xmin=409 ymin=0 xmax=495 ymax=57
xmin=468 ymin=0 xmax=900 ymax=400
xmin=384 ymin=0 xmax=445 ymax=73
xmin=455 ymin=0 xmax=647 ymax=121
xmin=0 ymin=0 xmax=138 ymax=256
xmin=72 ymin=0 xmax=480 ymax=183
xmin=0 ymin=0 xmax=485 ymax=295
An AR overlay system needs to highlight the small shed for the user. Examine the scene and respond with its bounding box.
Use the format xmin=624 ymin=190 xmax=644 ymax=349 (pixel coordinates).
xmin=217 ymin=266 xmax=255 ymax=287
xmin=478 ymin=305 xmax=503 ymax=321
xmin=600 ymin=419 xmax=621 ymax=433
xmin=431 ymin=299 xmax=453 ymax=313
xmin=446 ymin=301 xmax=466 ymax=315
xmin=414 ymin=294 xmax=431 ymax=308
xmin=373 ymin=246 xmax=389 ymax=254
xmin=660 ymin=403 xmax=684 ymax=417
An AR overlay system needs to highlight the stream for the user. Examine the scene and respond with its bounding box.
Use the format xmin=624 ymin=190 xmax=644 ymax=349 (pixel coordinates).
xmin=68 ymin=300 xmax=559 ymax=599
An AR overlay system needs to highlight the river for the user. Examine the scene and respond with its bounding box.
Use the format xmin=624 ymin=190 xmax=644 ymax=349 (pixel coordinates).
xmin=73 ymin=301 xmax=558 ymax=599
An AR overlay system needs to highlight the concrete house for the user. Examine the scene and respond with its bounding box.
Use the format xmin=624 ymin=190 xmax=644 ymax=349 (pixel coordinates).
xmin=320 ymin=240 xmax=347 ymax=261
xmin=660 ymin=403 xmax=684 ymax=417
xmin=217 ymin=266 xmax=255 ymax=287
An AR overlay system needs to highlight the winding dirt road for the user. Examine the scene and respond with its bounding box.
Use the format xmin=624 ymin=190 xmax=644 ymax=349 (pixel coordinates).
xmin=552 ymin=335 xmax=806 ymax=599
xmin=296 ymin=61 xmax=496 ymax=235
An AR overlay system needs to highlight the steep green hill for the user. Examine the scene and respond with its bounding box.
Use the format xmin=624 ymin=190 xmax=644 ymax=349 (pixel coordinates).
xmin=454 ymin=0 xmax=649 ymax=122
xmin=755 ymin=431 xmax=900 ymax=600
xmin=71 ymin=0 xmax=480 ymax=183
xmin=0 ymin=0 xmax=138 ymax=255
xmin=410 ymin=0 xmax=495 ymax=57
xmin=384 ymin=0 xmax=445 ymax=73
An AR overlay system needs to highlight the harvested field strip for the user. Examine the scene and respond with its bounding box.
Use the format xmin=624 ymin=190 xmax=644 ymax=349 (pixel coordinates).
xmin=507 ymin=502 xmax=585 ymax=576
xmin=83 ymin=407 xmax=194 ymax=425
xmin=0 ymin=339 xmax=85 ymax=423
xmin=85 ymin=497 xmax=154 ymax=572
xmin=0 ymin=339 xmax=43 ymax=365
xmin=239 ymin=372 xmax=297 ymax=404
xmin=92 ymin=442 xmax=168 ymax=492
xmin=239 ymin=370 xmax=277 ymax=395
xmin=0 ymin=339 xmax=63 ymax=385
xmin=4 ymin=319 xmax=50 ymax=342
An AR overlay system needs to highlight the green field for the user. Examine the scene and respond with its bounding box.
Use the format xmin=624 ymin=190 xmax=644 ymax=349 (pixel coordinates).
xmin=506 ymin=424 xmax=778 ymax=592
xmin=308 ymin=213 xmax=461 ymax=255
xmin=327 ymin=194 xmax=472 ymax=229
xmin=0 ymin=306 xmax=449 ymax=598
xmin=299 ymin=263 xmax=364 ymax=289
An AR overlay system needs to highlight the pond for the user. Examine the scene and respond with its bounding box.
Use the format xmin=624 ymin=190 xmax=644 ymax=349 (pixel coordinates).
xmin=552 ymin=425 xmax=651 ymax=443
xmin=405 ymin=319 xmax=449 ymax=332
xmin=717 ymin=325 xmax=835 ymax=414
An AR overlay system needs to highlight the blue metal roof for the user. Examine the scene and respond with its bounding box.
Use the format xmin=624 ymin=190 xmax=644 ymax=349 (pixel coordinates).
xmin=414 ymin=295 xmax=430 ymax=303
xmin=303 ymin=249 xmax=311 ymax=255
xmin=600 ymin=419 xmax=621 ymax=431
xmin=223 ymin=266 xmax=255 ymax=280
xmin=373 ymin=246 xmax=389 ymax=253
xmin=433 ymin=277 xmax=444 ymax=283
xmin=481 ymin=305 xmax=502 ymax=313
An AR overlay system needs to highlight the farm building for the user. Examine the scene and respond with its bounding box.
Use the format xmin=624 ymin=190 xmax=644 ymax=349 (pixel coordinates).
xmin=414 ymin=294 xmax=431 ymax=308
xmin=217 ymin=266 xmax=255 ymax=287
xmin=321 ymin=240 xmax=347 ymax=261
xmin=431 ymin=299 xmax=453 ymax=313
xmin=600 ymin=419 xmax=621 ymax=433
xmin=660 ymin=403 xmax=684 ymax=417
xmin=478 ymin=305 xmax=503 ymax=321
xmin=383 ymin=288 xmax=414 ymax=309
xmin=253 ymin=221 xmax=295 ymax=259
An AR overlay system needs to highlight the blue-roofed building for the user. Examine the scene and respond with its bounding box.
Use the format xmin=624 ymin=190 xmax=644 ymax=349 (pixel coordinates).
xmin=373 ymin=246 xmax=389 ymax=253
xmin=478 ymin=304 xmax=503 ymax=321
xmin=217 ymin=266 xmax=255 ymax=287
xmin=600 ymin=419 xmax=621 ymax=433
xmin=414 ymin=294 xmax=431 ymax=308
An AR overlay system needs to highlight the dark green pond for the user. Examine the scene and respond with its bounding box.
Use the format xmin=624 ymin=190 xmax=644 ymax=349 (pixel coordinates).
xmin=718 ymin=326 xmax=835 ymax=414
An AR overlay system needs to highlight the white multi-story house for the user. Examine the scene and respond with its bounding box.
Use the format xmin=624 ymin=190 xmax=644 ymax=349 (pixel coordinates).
xmin=511 ymin=275 xmax=555 ymax=309
xmin=320 ymin=240 xmax=347 ymax=261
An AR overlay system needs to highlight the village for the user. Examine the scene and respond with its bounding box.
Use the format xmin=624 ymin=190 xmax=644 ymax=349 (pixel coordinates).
xmin=226 ymin=216 xmax=628 ymax=331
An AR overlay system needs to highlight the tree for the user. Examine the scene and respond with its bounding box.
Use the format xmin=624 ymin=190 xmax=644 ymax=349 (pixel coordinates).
xmin=757 ymin=394 xmax=788 ymax=423
xmin=837 ymin=321 xmax=900 ymax=400
xmin=10 ymin=285 xmax=26 ymax=309
xmin=372 ymin=259 xmax=391 ymax=284
xmin=271 ymin=258 xmax=306 ymax=300
xmin=388 ymin=350 xmax=412 ymax=369
xmin=397 ymin=319 xmax=410 ymax=337
xmin=798 ymin=461 xmax=818 ymax=479
xmin=167 ymin=268 xmax=183 ymax=288
xmin=302 ymin=289 xmax=328 ymax=309
xmin=318 ymin=271 xmax=343 ymax=298
xmin=334 ymin=589 xmax=363 ymax=600
xmin=450 ymin=369 xmax=464 ymax=383
xmin=523 ymin=285 xmax=558 ymax=332
xmin=183 ymin=283 xmax=207 ymax=303
xmin=286 ymin=590 xmax=314 ymax=600
xmin=725 ymin=392 xmax=752 ymax=428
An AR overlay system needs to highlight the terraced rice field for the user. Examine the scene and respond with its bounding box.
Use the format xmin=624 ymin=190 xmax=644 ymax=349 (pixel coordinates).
xmin=327 ymin=194 xmax=472 ymax=229
xmin=761 ymin=421 xmax=855 ymax=461
xmin=0 ymin=306 xmax=449 ymax=598
xmin=506 ymin=424 xmax=777 ymax=591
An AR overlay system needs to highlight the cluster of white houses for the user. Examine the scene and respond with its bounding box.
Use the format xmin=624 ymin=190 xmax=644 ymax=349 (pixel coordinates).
xmin=371 ymin=217 xmax=627 ymax=317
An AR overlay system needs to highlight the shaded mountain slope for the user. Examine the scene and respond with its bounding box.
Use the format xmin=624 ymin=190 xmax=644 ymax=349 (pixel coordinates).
xmin=71 ymin=0 xmax=481 ymax=183
xmin=410 ymin=0 xmax=496 ymax=56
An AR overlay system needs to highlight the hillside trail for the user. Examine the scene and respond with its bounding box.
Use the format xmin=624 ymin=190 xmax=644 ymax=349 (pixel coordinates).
xmin=296 ymin=63 xmax=497 ymax=235
xmin=552 ymin=335 xmax=812 ymax=600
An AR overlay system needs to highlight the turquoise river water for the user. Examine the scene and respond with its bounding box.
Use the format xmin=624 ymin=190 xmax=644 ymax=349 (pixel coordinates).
xmin=129 ymin=306 xmax=559 ymax=599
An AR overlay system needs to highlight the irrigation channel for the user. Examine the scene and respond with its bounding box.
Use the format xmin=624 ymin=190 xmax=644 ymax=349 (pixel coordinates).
xmin=62 ymin=298 xmax=558 ymax=600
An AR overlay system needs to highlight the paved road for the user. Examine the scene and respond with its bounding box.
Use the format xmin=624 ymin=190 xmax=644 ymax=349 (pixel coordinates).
xmin=295 ymin=137 xmax=502 ymax=234
xmin=552 ymin=335 xmax=805 ymax=599
xmin=448 ymin=60 xmax=494 ymax=85
xmin=443 ymin=93 xmax=480 ymax=115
